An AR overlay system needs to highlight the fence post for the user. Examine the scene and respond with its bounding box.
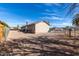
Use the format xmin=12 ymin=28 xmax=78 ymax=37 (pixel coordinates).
xmin=68 ymin=28 xmax=72 ymax=37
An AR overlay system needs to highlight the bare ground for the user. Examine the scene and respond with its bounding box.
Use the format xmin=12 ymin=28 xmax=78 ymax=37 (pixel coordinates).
xmin=0 ymin=30 xmax=79 ymax=56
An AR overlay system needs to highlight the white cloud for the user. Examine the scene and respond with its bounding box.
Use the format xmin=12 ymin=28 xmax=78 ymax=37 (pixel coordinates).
xmin=53 ymin=3 xmax=62 ymax=6
xmin=42 ymin=13 xmax=57 ymax=16
xmin=52 ymin=16 xmax=63 ymax=20
xmin=43 ymin=3 xmax=53 ymax=6
xmin=62 ymin=23 xmax=72 ymax=26
xmin=51 ymin=22 xmax=72 ymax=27
xmin=45 ymin=9 xmax=51 ymax=12
xmin=43 ymin=3 xmax=61 ymax=7
xmin=34 ymin=4 xmax=43 ymax=8
xmin=40 ymin=16 xmax=63 ymax=20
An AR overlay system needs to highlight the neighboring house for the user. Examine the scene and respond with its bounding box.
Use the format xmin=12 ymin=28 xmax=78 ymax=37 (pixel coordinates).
xmin=20 ymin=25 xmax=27 ymax=32
xmin=21 ymin=21 xmax=50 ymax=34
xmin=0 ymin=21 xmax=9 ymax=42
xmin=49 ymin=27 xmax=65 ymax=32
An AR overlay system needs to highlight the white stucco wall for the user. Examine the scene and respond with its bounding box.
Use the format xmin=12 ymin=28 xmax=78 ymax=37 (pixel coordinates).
xmin=35 ymin=22 xmax=49 ymax=34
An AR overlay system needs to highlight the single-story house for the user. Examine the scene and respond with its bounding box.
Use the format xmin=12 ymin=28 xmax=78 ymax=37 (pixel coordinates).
xmin=0 ymin=21 xmax=9 ymax=42
xmin=21 ymin=21 xmax=50 ymax=34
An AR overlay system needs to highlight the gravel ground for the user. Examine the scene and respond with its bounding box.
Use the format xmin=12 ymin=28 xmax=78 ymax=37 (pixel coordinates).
xmin=0 ymin=30 xmax=79 ymax=56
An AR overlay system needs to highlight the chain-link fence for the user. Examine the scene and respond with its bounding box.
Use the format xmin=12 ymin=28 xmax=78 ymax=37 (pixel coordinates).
xmin=50 ymin=28 xmax=79 ymax=38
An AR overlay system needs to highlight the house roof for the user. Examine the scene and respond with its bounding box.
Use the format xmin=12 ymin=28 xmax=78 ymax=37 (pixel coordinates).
xmin=0 ymin=21 xmax=9 ymax=27
xmin=27 ymin=21 xmax=50 ymax=26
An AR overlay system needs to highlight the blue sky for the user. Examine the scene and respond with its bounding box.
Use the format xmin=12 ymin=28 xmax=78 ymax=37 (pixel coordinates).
xmin=0 ymin=3 xmax=79 ymax=27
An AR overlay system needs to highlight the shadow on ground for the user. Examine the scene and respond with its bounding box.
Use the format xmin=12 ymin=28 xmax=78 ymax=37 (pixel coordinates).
xmin=0 ymin=36 xmax=79 ymax=56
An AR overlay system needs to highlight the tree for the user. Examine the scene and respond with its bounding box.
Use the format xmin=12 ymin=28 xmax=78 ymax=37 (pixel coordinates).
xmin=66 ymin=3 xmax=79 ymax=37
xmin=72 ymin=14 xmax=79 ymax=37
xmin=72 ymin=14 xmax=79 ymax=51
xmin=73 ymin=14 xmax=79 ymax=26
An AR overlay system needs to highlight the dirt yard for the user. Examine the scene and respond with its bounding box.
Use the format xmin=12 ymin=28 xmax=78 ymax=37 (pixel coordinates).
xmin=0 ymin=30 xmax=79 ymax=56
xmin=8 ymin=30 xmax=63 ymax=39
